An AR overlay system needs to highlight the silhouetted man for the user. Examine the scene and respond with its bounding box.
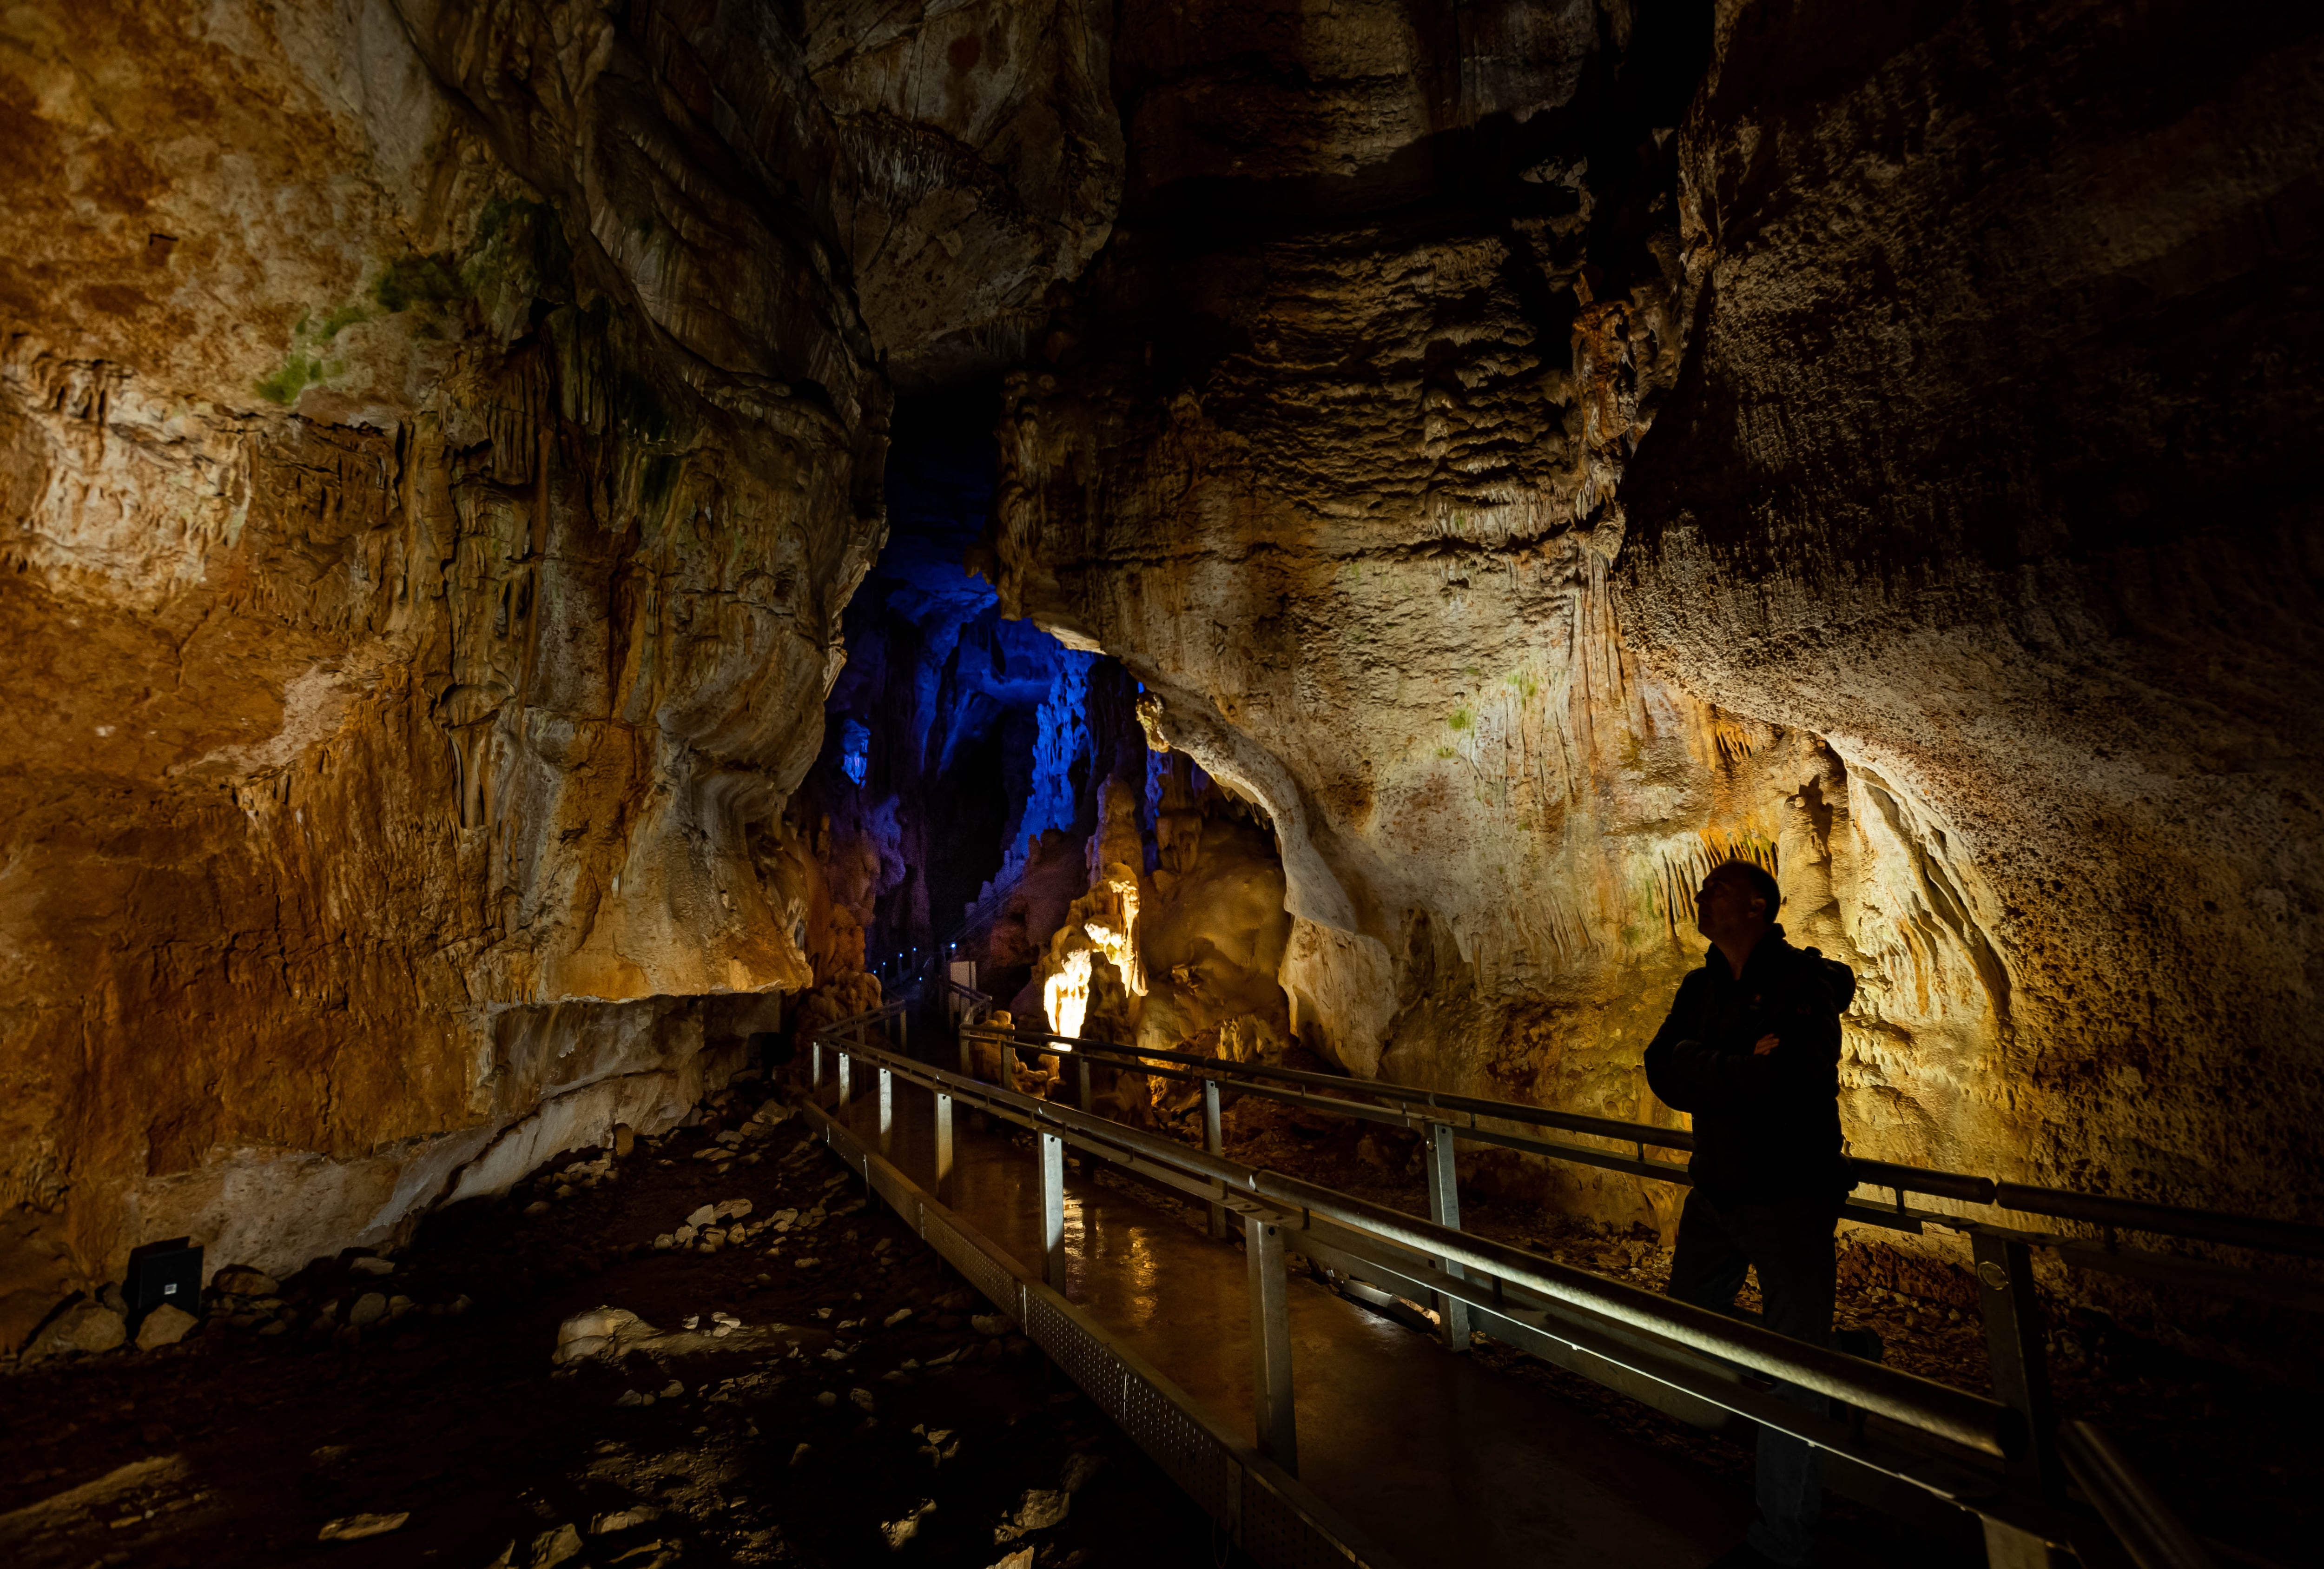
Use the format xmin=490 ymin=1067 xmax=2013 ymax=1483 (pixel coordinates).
xmin=1644 ymin=859 xmax=1852 ymax=1569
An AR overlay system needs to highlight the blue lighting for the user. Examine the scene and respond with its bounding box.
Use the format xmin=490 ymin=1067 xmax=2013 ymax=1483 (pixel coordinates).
xmin=839 ymin=718 xmax=871 ymax=786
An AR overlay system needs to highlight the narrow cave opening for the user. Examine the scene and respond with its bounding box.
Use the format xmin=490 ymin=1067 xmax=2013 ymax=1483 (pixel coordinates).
xmin=796 ymin=383 xmax=1151 ymax=1019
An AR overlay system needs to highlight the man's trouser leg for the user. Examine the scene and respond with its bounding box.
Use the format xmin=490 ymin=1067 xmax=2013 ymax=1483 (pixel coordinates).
xmin=1666 ymin=1190 xmax=1751 ymax=1314
xmin=1738 ymin=1202 xmax=1838 ymax=1568
xmin=1665 ymin=1193 xmax=1836 ymax=1568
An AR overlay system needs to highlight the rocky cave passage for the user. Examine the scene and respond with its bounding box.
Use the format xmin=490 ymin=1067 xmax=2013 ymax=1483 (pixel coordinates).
xmin=3 ymin=2 xmax=2321 ymax=1567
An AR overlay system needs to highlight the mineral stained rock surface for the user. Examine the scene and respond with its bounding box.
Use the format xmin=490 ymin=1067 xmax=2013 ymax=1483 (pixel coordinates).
xmin=4 ymin=0 xmax=2320 ymax=1349
xmin=986 ymin=2 xmax=2324 ymax=1235
xmin=0 ymin=0 xmax=1117 ymax=1346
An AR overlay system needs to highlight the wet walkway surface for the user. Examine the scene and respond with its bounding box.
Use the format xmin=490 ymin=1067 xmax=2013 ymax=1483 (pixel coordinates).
xmin=825 ymin=1073 xmax=1758 ymax=1569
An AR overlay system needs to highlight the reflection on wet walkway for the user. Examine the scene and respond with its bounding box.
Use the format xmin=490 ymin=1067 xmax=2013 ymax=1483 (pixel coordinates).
xmin=830 ymin=1076 xmax=1754 ymax=1569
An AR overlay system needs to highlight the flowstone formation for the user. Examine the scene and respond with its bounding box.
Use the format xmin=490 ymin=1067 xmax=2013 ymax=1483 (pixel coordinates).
xmin=0 ymin=0 xmax=1120 ymax=1349
xmin=984 ymin=0 xmax=2324 ymax=1245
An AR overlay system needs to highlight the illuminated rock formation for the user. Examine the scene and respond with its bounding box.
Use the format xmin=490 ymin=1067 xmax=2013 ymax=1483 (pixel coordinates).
xmin=0 ymin=0 xmax=1119 ymax=1346
xmin=985 ymin=2 xmax=2324 ymax=1238
xmin=1037 ymin=778 xmax=1151 ymax=1040
xmin=5 ymin=0 xmax=2316 ymax=1352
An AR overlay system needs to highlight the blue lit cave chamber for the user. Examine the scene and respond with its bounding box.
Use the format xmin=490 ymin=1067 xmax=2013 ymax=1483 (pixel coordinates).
xmin=779 ymin=388 xmax=1155 ymax=1048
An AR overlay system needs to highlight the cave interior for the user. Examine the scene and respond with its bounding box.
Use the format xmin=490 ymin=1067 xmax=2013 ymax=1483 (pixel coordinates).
xmin=1 ymin=2 xmax=2320 ymax=1566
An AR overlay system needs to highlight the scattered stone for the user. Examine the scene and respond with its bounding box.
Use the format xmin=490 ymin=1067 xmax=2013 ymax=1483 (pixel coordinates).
xmin=350 ymin=1257 xmax=396 ymax=1276
xmin=27 ymin=1302 xmax=127 ymax=1360
xmin=971 ymin=1313 xmax=1015 ymax=1337
xmin=134 ymin=1303 xmax=198 ymax=1350
xmin=1061 ymin=1451 xmax=1104 ymax=1493
xmin=654 ymin=1234 xmax=674 ymax=1250
xmin=591 ymin=1506 xmax=661 ymax=1534
xmin=882 ymin=1499 xmax=936 ymax=1549
xmin=849 ymin=1387 xmax=875 ymax=1411
xmin=882 ymin=1307 xmax=912 ymax=1328
xmin=993 ymin=1488 xmax=1069 ymax=1543
xmin=791 ymin=1442 xmax=812 ymax=1466
xmin=317 ymin=1511 xmax=409 ymax=1542
xmin=814 ymin=1391 xmax=838 ymax=1409
xmin=211 ymin=1266 xmax=279 ymax=1297
xmin=614 ymin=1390 xmax=646 ymax=1408
xmin=685 ymin=1204 xmax=717 ymax=1228
xmin=988 ymin=1551 xmax=1034 ymax=1569
xmin=612 ymin=1123 xmax=636 ymax=1158
xmin=660 ymin=1379 xmax=684 ymax=1398
xmin=528 ymin=1523 xmax=582 ymax=1568
xmin=555 ymin=1305 xmax=648 ymax=1364
xmin=388 ymin=1294 xmax=416 ymax=1318
xmin=673 ymin=1225 xmax=698 ymax=1246
xmin=525 ymin=1201 xmax=552 ymax=1216
xmin=348 ymin=1293 xmax=389 ymax=1329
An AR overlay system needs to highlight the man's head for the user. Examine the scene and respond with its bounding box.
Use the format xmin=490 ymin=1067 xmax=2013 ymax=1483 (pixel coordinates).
xmin=1696 ymin=859 xmax=1780 ymax=947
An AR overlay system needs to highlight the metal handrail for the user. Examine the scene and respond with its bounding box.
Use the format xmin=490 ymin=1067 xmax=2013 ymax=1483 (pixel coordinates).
xmin=963 ymin=1025 xmax=1700 ymax=1148
xmin=958 ymin=1023 xmax=2324 ymax=1258
xmin=959 ymin=1024 xmax=1999 ymax=1211
xmin=1997 ymin=1183 xmax=2324 ymax=1261
xmin=2059 ymin=1421 xmax=2221 ymax=1569
xmin=915 ymin=1005 xmax=2271 ymax=1569
xmin=816 ymin=1026 xmax=2026 ymax=1463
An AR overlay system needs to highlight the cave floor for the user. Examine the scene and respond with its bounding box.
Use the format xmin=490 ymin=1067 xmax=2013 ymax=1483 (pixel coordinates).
xmin=0 ymin=1086 xmax=1236 ymax=1569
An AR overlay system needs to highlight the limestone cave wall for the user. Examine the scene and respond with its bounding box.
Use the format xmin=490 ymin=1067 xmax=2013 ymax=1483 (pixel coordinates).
xmin=0 ymin=0 xmax=1119 ymax=1347
xmin=984 ymin=0 xmax=2324 ymax=1238
xmin=5 ymin=0 xmax=2317 ymax=1352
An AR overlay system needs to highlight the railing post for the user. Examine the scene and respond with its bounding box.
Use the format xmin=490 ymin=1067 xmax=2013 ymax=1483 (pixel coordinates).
xmin=877 ymin=1065 xmax=894 ymax=1155
xmin=1037 ymin=1127 xmax=1068 ymax=1292
xmin=959 ymin=1027 xmax=972 ymax=1081
xmin=933 ymin=1090 xmax=955 ymax=1204
xmin=1246 ymin=1214 xmax=1299 ymax=1474
xmin=1426 ymin=1121 xmax=1472 ymax=1351
xmin=837 ymin=1047 xmax=852 ymax=1107
xmin=898 ymin=1006 xmax=908 ymax=1053
xmin=1973 ymin=1231 xmax=2061 ymax=1492
xmin=1203 ymin=1077 xmax=1228 ymax=1240
xmin=810 ymin=1036 xmax=823 ymax=1090
xmin=1077 ymin=1053 xmax=1093 ymax=1115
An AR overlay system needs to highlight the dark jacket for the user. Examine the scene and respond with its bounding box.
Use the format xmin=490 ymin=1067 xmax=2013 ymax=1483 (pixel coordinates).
xmin=1643 ymin=926 xmax=1852 ymax=1205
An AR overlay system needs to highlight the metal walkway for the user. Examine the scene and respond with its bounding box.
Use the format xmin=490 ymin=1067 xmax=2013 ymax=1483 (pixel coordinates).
xmin=817 ymin=1074 xmax=1751 ymax=1569
xmin=803 ymin=1006 xmax=2263 ymax=1569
